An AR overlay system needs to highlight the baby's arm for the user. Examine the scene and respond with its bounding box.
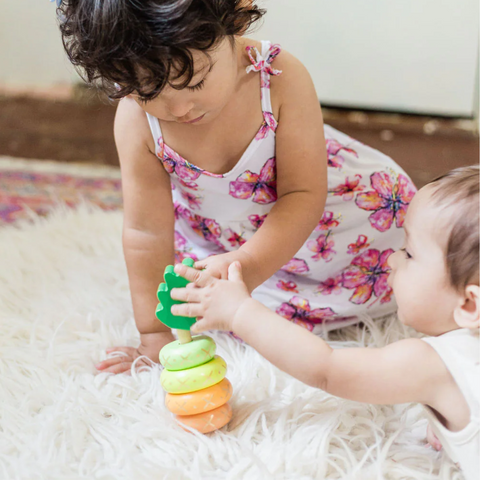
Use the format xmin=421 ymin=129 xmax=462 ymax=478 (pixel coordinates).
xmin=96 ymin=98 xmax=175 ymax=374
xmin=171 ymin=263 xmax=446 ymax=407
xmin=196 ymin=52 xmax=327 ymax=291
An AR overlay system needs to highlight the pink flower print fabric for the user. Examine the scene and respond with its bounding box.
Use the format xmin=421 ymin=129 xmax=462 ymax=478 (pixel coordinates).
xmin=276 ymin=280 xmax=299 ymax=293
xmin=224 ymin=229 xmax=246 ymax=247
xmin=175 ymin=203 xmax=223 ymax=248
xmin=380 ymin=288 xmax=393 ymax=305
xmin=255 ymin=112 xmax=277 ymax=141
xmin=229 ymin=158 xmax=277 ymax=204
xmin=190 ymin=216 xmax=222 ymax=246
xmin=276 ymin=296 xmax=337 ymax=330
xmin=355 ymin=171 xmax=416 ymax=232
xmin=315 ymin=211 xmax=341 ymax=231
xmin=281 ymin=258 xmax=310 ymax=274
xmin=161 ymin=141 xmax=204 ymax=190
xmin=330 ymin=175 xmax=366 ymax=201
xmin=307 ymin=231 xmax=336 ymax=262
xmin=326 ymin=139 xmax=358 ymax=169
xmin=342 ymin=248 xmax=393 ymax=305
xmin=317 ymin=276 xmax=343 ymax=296
xmin=181 ymin=190 xmax=202 ymax=210
xmin=347 ymin=235 xmax=372 ymax=255
xmin=174 ymin=231 xmax=199 ymax=264
xmin=248 ymin=214 xmax=267 ymax=229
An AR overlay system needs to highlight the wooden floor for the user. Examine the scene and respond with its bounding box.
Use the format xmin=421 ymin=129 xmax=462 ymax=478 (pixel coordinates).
xmin=0 ymin=95 xmax=478 ymax=187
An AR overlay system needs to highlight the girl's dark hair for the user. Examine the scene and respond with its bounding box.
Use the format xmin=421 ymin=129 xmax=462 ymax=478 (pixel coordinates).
xmin=428 ymin=165 xmax=479 ymax=291
xmin=58 ymin=0 xmax=265 ymax=100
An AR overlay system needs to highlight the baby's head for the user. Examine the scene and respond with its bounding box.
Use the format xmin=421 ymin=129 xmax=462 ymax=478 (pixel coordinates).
xmin=59 ymin=0 xmax=263 ymax=123
xmin=388 ymin=165 xmax=479 ymax=336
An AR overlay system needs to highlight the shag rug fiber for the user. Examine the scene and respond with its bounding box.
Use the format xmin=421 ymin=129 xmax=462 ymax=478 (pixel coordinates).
xmin=0 ymin=205 xmax=462 ymax=480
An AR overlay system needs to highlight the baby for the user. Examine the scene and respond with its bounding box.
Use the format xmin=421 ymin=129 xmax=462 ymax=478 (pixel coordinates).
xmin=171 ymin=165 xmax=479 ymax=479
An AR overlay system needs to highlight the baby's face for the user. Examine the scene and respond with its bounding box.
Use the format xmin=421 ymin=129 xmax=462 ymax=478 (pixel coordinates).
xmin=130 ymin=37 xmax=239 ymax=125
xmin=387 ymin=186 xmax=461 ymax=335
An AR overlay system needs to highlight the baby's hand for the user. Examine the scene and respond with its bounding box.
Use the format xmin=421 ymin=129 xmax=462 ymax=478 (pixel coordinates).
xmin=171 ymin=261 xmax=251 ymax=333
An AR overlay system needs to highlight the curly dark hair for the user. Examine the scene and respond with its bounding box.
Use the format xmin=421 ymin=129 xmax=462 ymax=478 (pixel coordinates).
xmin=58 ymin=0 xmax=265 ymax=100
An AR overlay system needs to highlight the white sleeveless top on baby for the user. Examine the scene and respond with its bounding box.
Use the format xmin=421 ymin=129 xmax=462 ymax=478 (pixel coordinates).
xmin=146 ymin=40 xmax=417 ymax=332
xmin=422 ymin=329 xmax=480 ymax=480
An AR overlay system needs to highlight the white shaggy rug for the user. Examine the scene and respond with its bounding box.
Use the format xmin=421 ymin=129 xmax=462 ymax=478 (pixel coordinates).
xmin=0 ymin=205 xmax=462 ymax=480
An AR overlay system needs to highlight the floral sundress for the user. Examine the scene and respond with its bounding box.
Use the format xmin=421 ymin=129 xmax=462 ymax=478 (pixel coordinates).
xmin=146 ymin=40 xmax=417 ymax=333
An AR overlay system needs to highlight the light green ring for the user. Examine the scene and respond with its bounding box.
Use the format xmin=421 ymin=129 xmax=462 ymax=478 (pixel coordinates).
xmin=159 ymin=335 xmax=216 ymax=371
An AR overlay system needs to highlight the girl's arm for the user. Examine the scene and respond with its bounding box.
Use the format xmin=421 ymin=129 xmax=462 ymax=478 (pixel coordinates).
xmin=96 ymin=98 xmax=175 ymax=374
xmin=171 ymin=263 xmax=446 ymax=407
xmin=196 ymin=52 xmax=327 ymax=291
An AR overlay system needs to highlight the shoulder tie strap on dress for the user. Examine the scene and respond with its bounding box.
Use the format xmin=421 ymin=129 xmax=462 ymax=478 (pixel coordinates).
xmin=245 ymin=42 xmax=281 ymax=132
xmin=245 ymin=44 xmax=282 ymax=76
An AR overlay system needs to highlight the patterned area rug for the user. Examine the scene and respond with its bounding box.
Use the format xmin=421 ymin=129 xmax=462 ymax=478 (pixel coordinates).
xmin=0 ymin=156 xmax=122 ymax=225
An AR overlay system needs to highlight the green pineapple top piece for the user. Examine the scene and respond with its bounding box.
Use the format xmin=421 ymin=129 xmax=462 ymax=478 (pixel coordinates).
xmin=156 ymin=257 xmax=196 ymax=330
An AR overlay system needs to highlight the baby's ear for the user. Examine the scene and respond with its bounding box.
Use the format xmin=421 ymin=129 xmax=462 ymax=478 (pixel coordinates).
xmin=454 ymin=285 xmax=480 ymax=329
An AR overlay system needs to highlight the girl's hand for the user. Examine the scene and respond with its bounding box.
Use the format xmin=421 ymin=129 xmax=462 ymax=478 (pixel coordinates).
xmin=170 ymin=261 xmax=251 ymax=333
xmin=95 ymin=331 xmax=175 ymax=374
xmin=194 ymin=250 xmax=256 ymax=290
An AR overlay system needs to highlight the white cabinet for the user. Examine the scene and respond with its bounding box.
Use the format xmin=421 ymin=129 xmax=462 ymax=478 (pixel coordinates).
xmin=252 ymin=0 xmax=479 ymax=116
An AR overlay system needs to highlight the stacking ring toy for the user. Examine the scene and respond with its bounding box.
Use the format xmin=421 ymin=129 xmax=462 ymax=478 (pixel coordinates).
xmin=175 ymin=403 xmax=233 ymax=434
xmin=156 ymin=259 xmax=233 ymax=433
xmin=166 ymin=377 xmax=233 ymax=415
xmin=161 ymin=356 xmax=227 ymax=394
xmin=160 ymin=335 xmax=216 ymax=371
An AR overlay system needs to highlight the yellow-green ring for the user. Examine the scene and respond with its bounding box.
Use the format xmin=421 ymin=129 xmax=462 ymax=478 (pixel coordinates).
xmin=161 ymin=356 xmax=227 ymax=394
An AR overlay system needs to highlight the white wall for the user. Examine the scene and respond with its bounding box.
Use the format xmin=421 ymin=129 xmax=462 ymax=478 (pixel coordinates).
xmin=252 ymin=0 xmax=479 ymax=116
xmin=0 ymin=0 xmax=78 ymax=90
xmin=0 ymin=0 xmax=478 ymax=116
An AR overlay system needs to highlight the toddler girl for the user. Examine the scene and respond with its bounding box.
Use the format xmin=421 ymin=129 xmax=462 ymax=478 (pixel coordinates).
xmin=171 ymin=165 xmax=479 ymax=480
xmin=58 ymin=0 xmax=415 ymax=373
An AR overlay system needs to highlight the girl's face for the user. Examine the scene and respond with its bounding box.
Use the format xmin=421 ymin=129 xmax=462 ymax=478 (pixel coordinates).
xmin=131 ymin=37 xmax=239 ymax=125
xmin=387 ymin=186 xmax=461 ymax=336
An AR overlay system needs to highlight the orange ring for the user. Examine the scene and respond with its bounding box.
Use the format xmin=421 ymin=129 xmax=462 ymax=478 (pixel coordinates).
xmin=175 ymin=402 xmax=232 ymax=434
xmin=165 ymin=377 xmax=233 ymax=415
